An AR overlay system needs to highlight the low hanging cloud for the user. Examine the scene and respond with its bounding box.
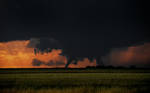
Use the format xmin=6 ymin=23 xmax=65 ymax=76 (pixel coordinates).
xmin=102 ymin=43 xmax=150 ymax=68
xmin=0 ymin=40 xmax=66 ymax=68
xmin=32 ymin=59 xmax=66 ymax=67
xmin=68 ymin=58 xmax=97 ymax=68
xmin=0 ymin=39 xmax=97 ymax=68
xmin=32 ymin=59 xmax=43 ymax=66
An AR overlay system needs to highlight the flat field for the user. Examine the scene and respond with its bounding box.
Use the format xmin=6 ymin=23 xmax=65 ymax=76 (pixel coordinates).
xmin=0 ymin=68 xmax=150 ymax=93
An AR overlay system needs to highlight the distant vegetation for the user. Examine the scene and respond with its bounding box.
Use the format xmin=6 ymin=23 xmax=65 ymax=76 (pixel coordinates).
xmin=0 ymin=68 xmax=150 ymax=74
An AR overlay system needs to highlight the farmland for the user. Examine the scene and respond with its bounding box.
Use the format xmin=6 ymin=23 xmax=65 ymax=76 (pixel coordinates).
xmin=0 ymin=68 xmax=150 ymax=93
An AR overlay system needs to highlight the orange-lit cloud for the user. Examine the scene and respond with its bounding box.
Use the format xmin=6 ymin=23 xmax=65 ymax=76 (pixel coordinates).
xmin=102 ymin=43 xmax=150 ymax=67
xmin=68 ymin=58 xmax=97 ymax=68
xmin=0 ymin=40 xmax=96 ymax=68
xmin=0 ymin=40 xmax=66 ymax=68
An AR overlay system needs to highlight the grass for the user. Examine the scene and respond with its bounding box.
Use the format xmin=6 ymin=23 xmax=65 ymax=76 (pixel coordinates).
xmin=0 ymin=69 xmax=150 ymax=93
xmin=0 ymin=87 xmax=141 ymax=93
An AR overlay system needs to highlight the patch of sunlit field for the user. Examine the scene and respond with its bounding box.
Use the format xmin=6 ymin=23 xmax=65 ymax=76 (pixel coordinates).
xmin=0 ymin=69 xmax=150 ymax=93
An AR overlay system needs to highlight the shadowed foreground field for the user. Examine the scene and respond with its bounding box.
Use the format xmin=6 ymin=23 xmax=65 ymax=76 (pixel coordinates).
xmin=0 ymin=69 xmax=150 ymax=93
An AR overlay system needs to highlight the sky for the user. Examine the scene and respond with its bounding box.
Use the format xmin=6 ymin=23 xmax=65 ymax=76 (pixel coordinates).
xmin=0 ymin=0 xmax=150 ymax=68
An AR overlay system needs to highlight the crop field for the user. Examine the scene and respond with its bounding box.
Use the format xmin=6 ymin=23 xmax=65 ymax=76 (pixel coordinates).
xmin=0 ymin=68 xmax=150 ymax=93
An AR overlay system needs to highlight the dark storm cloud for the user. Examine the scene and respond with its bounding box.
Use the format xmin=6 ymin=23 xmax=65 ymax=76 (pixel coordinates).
xmin=27 ymin=37 xmax=62 ymax=54
xmin=45 ymin=61 xmax=55 ymax=66
xmin=27 ymin=38 xmax=61 ymax=48
xmin=46 ymin=61 xmax=65 ymax=66
xmin=1 ymin=0 xmax=149 ymax=69
xmin=27 ymin=38 xmax=40 ymax=48
xmin=32 ymin=59 xmax=65 ymax=66
xmin=55 ymin=61 xmax=65 ymax=66
xmin=3 ymin=0 xmax=149 ymax=43
xmin=32 ymin=59 xmax=44 ymax=66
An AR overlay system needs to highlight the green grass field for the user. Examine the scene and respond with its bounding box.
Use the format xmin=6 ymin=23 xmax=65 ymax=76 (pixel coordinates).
xmin=0 ymin=69 xmax=150 ymax=93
